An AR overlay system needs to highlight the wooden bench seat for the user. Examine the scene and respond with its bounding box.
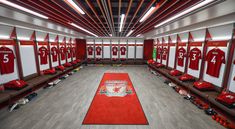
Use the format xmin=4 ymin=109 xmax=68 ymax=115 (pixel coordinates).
xmin=0 ymin=62 xmax=82 ymax=109
xmin=148 ymin=64 xmax=235 ymax=119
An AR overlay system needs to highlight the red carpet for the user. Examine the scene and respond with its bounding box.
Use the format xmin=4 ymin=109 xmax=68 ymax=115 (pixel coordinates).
xmin=82 ymin=73 xmax=148 ymax=125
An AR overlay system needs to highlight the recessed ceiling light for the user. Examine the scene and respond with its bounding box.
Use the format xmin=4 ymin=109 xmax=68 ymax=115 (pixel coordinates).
xmin=0 ymin=0 xmax=48 ymax=19
xmin=140 ymin=7 xmax=156 ymax=22
xmin=64 ymin=0 xmax=85 ymax=15
xmin=154 ymin=0 xmax=215 ymax=28
xmin=70 ymin=22 xmax=98 ymax=37
xmin=126 ymin=30 xmax=134 ymax=37
xmin=119 ymin=14 xmax=125 ymax=32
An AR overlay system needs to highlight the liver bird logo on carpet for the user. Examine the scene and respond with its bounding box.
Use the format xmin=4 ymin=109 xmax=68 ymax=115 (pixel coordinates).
xmin=99 ymin=80 xmax=133 ymax=97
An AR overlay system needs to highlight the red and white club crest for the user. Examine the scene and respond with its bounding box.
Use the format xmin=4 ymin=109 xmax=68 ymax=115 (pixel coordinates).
xmin=99 ymin=80 xmax=134 ymax=97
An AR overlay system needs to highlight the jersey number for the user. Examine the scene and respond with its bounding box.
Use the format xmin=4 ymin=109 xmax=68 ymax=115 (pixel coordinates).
xmin=3 ymin=54 xmax=9 ymax=63
xmin=211 ymin=56 xmax=216 ymax=64
xmin=42 ymin=51 xmax=46 ymax=57
xmin=178 ymin=52 xmax=184 ymax=59
xmin=192 ymin=53 xmax=197 ymax=61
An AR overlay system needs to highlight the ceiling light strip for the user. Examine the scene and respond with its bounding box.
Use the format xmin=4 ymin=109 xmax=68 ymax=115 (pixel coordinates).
xmin=126 ymin=30 xmax=134 ymax=37
xmin=140 ymin=6 xmax=156 ymax=22
xmin=64 ymin=0 xmax=85 ymax=14
xmin=0 ymin=0 xmax=48 ymax=19
xmin=70 ymin=23 xmax=98 ymax=37
xmin=154 ymin=0 xmax=215 ymax=28
xmin=119 ymin=14 xmax=125 ymax=32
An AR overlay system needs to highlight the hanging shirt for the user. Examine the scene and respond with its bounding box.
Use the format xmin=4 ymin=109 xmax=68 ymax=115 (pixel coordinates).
xmin=112 ymin=46 xmax=118 ymax=56
xmin=206 ymin=48 xmax=225 ymax=77
xmin=60 ymin=47 xmax=66 ymax=60
xmin=0 ymin=46 xmax=15 ymax=74
xmin=88 ymin=46 xmax=93 ymax=55
xmin=162 ymin=47 xmax=168 ymax=60
xmin=120 ymin=46 xmax=126 ymax=55
xmin=96 ymin=46 xmax=102 ymax=55
xmin=39 ymin=46 xmax=48 ymax=65
xmin=189 ymin=47 xmax=201 ymax=70
xmin=67 ymin=47 xmax=71 ymax=58
xmin=177 ymin=47 xmax=186 ymax=67
xmin=157 ymin=47 xmax=162 ymax=59
xmin=51 ymin=47 xmax=58 ymax=62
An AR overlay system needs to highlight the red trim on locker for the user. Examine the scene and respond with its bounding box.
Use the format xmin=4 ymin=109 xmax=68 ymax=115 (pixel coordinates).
xmin=168 ymin=43 xmax=175 ymax=46
xmin=184 ymin=32 xmax=193 ymax=73
xmin=189 ymin=42 xmax=203 ymax=47
xmin=62 ymin=37 xmax=68 ymax=63
xmin=0 ymin=39 xmax=16 ymax=45
xmin=206 ymin=40 xmax=228 ymax=47
xmin=20 ymin=40 xmax=35 ymax=45
xmin=166 ymin=36 xmax=172 ymax=68
xmin=56 ymin=35 xmax=61 ymax=66
xmin=38 ymin=42 xmax=48 ymax=46
xmin=174 ymin=34 xmax=181 ymax=69
xmin=178 ymin=42 xmax=187 ymax=46
xmin=50 ymin=42 xmax=58 ymax=45
xmin=222 ymin=24 xmax=235 ymax=90
xmin=199 ymin=29 xmax=211 ymax=80
xmin=31 ymin=31 xmax=40 ymax=75
xmin=45 ymin=33 xmax=52 ymax=69
xmin=11 ymin=27 xmax=24 ymax=80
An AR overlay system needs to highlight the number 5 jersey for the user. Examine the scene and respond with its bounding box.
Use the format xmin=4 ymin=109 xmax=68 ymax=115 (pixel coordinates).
xmin=0 ymin=46 xmax=15 ymax=74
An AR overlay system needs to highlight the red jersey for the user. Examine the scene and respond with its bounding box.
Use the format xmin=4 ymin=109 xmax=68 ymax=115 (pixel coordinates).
xmin=0 ymin=47 xmax=15 ymax=74
xmin=96 ymin=46 xmax=102 ymax=55
xmin=60 ymin=47 xmax=66 ymax=60
xmin=206 ymin=48 xmax=225 ymax=77
xmin=87 ymin=46 xmax=93 ymax=55
xmin=189 ymin=48 xmax=201 ymax=70
xmin=157 ymin=47 xmax=162 ymax=59
xmin=162 ymin=47 xmax=168 ymax=60
xmin=177 ymin=47 xmax=186 ymax=67
xmin=67 ymin=47 xmax=71 ymax=58
xmin=112 ymin=46 xmax=118 ymax=56
xmin=51 ymin=47 xmax=58 ymax=62
xmin=39 ymin=46 xmax=48 ymax=65
xmin=120 ymin=47 xmax=126 ymax=55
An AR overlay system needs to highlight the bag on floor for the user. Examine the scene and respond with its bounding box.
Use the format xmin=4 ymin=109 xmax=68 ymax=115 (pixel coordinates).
xmin=56 ymin=65 xmax=65 ymax=71
xmin=147 ymin=59 xmax=154 ymax=64
xmin=169 ymin=69 xmax=182 ymax=76
xmin=71 ymin=60 xmax=78 ymax=65
xmin=216 ymin=91 xmax=235 ymax=108
xmin=193 ymin=81 xmax=215 ymax=91
xmin=43 ymin=68 xmax=56 ymax=75
xmin=64 ymin=62 xmax=72 ymax=67
xmin=179 ymin=74 xmax=195 ymax=81
xmin=4 ymin=79 xmax=28 ymax=90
